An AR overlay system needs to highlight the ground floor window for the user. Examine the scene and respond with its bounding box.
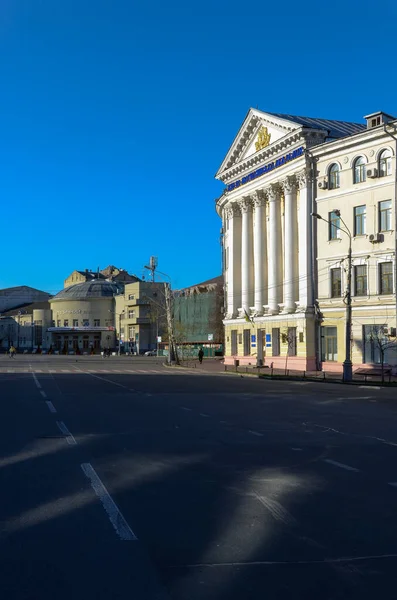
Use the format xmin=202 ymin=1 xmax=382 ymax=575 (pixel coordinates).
xmin=243 ymin=329 xmax=250 ymax=356
xmin=363 ymin=325 xmax=387 ymax=364
xmin=321 ymin=326 xmax=338 ymax=362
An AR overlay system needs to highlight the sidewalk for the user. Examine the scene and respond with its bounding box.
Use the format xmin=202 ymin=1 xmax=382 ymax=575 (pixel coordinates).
xmin=179 ymin=358 xmax=397 ymax=386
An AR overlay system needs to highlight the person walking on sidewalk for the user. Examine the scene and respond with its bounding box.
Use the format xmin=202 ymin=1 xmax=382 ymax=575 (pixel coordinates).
xmin=9 ymin=345 xmax=16 ymax=358
xmin=198 ymin=348 xmax=204 ymax=364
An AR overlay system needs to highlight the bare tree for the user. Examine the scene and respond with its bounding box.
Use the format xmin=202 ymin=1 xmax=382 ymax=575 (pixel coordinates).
xmin=367 ymin=326 xmax=397 ymax=383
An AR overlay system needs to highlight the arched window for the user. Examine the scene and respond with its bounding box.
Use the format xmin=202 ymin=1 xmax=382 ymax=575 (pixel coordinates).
xmin=328 ymin=163 xmax=340 ymax=189
xmin=379 ymin=149 xmax=392 ymax=177
xmin=353 ymin=156 xmax=366 ymax=184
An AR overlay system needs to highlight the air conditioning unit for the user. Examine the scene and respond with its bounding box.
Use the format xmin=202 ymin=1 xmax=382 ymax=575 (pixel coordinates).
xmin=369 ymin=233 xmax=382 ymax=243
xmin=390 ymin=327 xmax=397 ymax=337
xmin=367 ymin=168 xmax=378 ymax=178
xmin=318 ymin=179 xmax=328 ymax=189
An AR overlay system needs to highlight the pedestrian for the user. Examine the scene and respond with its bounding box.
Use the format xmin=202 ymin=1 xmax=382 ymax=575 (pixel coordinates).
xmin=198 ymin=348 xmax=204 ymax=364
xmin=9 ymin=345 xmax=16 ymax=358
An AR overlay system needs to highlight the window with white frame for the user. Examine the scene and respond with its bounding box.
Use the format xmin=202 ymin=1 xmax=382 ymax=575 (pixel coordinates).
xmin=379 ymin=149 xmax=392 ymax=177
xmin=354 ymin=265 xmax=367 ymax=296
xmin=379 ymin=200 xmax=392 ymax=232
xmin=353 ymin=156 xmax=366 ymax=183
xmin=330 ymin=268 xmax=342 ymax=298
xmin=128 ymin=309 xmax=135 ymax=319
xmin=379 ymin=262 xmax=393 ymax=294
xmin=354 ymin=205 xmax=366 ymax=236
xmin=328 ymin=163 xmax=340 ymax=189
xmin=329 ymin=211 xmax=341 ymax=240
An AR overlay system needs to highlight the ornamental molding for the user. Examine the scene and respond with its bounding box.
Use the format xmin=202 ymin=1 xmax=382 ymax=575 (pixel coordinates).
xmin=265 ymin=184 xmax=281 ymax=202
xmin=297 ymin=168 xmax=313 ymax=189
xmin=224 ymin=203 xmax=241 ymax=219
xmin=281 ymin=176 xmax=298 ymax=194
xmin=251 ymin=189 xmax=267 ymax=208
xmin=237 ymin=197 xmax=253 ymax=213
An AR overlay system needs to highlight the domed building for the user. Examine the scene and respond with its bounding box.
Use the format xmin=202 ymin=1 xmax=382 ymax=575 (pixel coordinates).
xmin=48 ymin=279 xmax=123 ymax=353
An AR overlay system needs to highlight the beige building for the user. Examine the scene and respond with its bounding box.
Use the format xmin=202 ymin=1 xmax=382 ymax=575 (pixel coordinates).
xmin=114 ymin=281 xmax=167 ymax=354
xmin=314 ymin=111 xmax=397 ymax=371
xmin=48 ymin=279 xmax=122 ymax=353
xmin=215 ymin=107 xmax=397 ymax=371
xmin=64 ymin=266 xmax=139 ymax=288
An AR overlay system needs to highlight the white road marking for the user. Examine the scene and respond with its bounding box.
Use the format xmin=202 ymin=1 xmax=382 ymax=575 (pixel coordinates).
xmin=291 ymin=447 xmax=303 ymax=451
xmin=359 ymin=385 xmax=381 ymax=390
xmin=199 ymin=413 xmax=210 ymax=418
xmin=180 ymin=407 xmax=192 ymax=412
xmin=40 ymin=390 xmax=47 ymax=399
xmin=322 ymin=459 xmax=360 ymax=472
xmin=45 ymin=401 xmax=57 ymax=413
xmin=171 ymin=553 xmax=397 ymax=568
xmin=81 ymin=463 xmax=137 ymax=541
xmin=7 ymin=369 xmax=15 ymax=373
xmin=31 ymin=372 xmax=42 ymax=389
xmin=388 ymin=482 xmax=397 ymax=488
xmin=220 ymin=420 xmax=230 ymax=425
xmin=337 ymin=396 xmax=372 ymax=400
xmin=61 ymin=369 xmax=71 ymax=373
xmin=248 ymin=430 xmax=264 ymax=437
xmin=56 ymin=421 xmax=77 ymax=445
xmin=253 ymin=493 xmax=296 ymax=525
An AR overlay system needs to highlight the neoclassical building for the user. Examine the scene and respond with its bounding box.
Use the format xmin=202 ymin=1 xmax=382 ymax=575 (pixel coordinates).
xmin=216 ymin=108 xmax=397 ymax=370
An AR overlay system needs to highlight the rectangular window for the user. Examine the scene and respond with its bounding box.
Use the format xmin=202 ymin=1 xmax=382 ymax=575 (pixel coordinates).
xmin=354 ymin=265 xmax=367 ymax=296
xmin=73 ymin=319 xmax=78 ymax=327
xmin=128 ymin=310 xmax=135 ymax=319
xmin=243 ymin=329 xmax=251 ymax=356
xmin=331 ymin=268 xmax=342 ymax=298
xmin=83 ymin=319 xmax=89 ymax=327
xmin=63 ymin=319 xmax=69 ymax=327
xmin=128 ymin=325 xmax=135 ymax=339
xmin=287 ymin=327 xmax=297 ymax=356
xmin=354 ymin=205 xmax=366 ymax=236
xmin=379 ymin=200 xmax=392 ymax=232
xmin=94 ymin=319 xmax=100 ymax=327
xmin=329 ymin=211 xmax=341 ymax=240
xmin=128 ymin=294 xmax=135 ymax=300
xmin=272 ymin=328 xmax=280 ymax=356
xmin=380 ymin=262 xmax=393 ymax=294
xmin=51 ymin=320 xmax=55 ymax=327
xmin=57 ymin=320 xmax=61 ymax=327
xmin=363 ymin=325 xmax=387 ymax=364
xmin=321 ymin=326 xmax=338 ymax=362
xmin=231 ymin=330 xmax=238 ymax=355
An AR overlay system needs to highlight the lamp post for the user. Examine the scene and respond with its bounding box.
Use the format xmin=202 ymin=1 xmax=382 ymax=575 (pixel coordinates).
xmin=312 ymin=210 xmax=353 ymax=382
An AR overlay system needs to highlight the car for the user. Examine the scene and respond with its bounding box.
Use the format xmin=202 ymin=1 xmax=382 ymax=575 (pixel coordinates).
xmin=144 ymin=350 xmax=157 ymax=356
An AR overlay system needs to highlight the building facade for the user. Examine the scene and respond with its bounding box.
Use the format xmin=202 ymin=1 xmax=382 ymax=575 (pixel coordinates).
xmin=114 ymin=281 xmax=167 ymax=354
xmin=216 ymin=108 xmax=397 ymax=371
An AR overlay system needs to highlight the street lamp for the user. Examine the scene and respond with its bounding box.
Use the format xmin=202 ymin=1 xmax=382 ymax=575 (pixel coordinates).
xmin=108 ymin=309 xmax=124 ymax=356
xmin=312 ymin=210 xmax=353 ymax=382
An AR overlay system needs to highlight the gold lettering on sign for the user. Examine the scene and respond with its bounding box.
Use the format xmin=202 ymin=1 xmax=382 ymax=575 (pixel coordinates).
xmin=255 ymin=126 xmax=271 ymax=151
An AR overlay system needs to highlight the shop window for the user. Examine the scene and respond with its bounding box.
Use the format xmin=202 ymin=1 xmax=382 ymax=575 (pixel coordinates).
xmin=321 ymin=326 xmax=338 ymax=362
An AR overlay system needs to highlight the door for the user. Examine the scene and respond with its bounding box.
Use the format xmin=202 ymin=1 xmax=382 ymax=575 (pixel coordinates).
xmin=257 ymin=329 xmax=264 ymax=362
xmin=231 ymin=330 xmax=237 ymax=355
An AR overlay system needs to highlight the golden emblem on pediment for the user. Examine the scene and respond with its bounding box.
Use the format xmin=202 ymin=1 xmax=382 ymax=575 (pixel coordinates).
xmin=255 ymin=126 xmax=271 ymax=151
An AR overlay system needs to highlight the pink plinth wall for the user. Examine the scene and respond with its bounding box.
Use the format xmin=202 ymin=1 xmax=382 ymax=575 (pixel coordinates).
xmin=224 ymin=355 xmax=317 ymax=371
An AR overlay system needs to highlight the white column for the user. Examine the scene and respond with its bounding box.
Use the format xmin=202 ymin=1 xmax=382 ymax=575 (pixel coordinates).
xmin=297 ymin=169 xmax=314 ymax=310
xmin=267 ymin=185 xmax=282 ymax=315
xmin=282 ymin=177 xmax=298 ymax=313
xmin=238 ymin=197 xmax=254 ymax=314
xmin=252 ymin=190 xmax=267 ymax=314
xmin=225 ymin=204 xmax=242 ymax=318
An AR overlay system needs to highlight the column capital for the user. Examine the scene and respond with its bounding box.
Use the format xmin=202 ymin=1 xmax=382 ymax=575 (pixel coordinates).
xmin=238 ymin=196 xmax=253 ymax=213
xmin=264 ymin=183 xmax=281 ymax=202
xmin=281 ymin=176 xmax=298 ymax=194
xmin=297 ymin=168 xmax=313 ymax=190
xmin=225 ymin=203 xmax=240 ymax=219
xmin=251 ymin=189 xmax=267 ymax=208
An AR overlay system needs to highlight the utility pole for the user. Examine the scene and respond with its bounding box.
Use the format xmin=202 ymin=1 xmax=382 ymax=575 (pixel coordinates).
xmin=344 ymin=234 xmax=353 ymax=381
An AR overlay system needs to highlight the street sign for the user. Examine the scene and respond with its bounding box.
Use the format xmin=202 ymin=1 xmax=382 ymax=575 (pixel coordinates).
xmin=208 ymin=333 xmax=213 ymax=341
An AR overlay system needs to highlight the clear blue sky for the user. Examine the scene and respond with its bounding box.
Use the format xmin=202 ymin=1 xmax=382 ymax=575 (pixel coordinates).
xmin=1 ymin=0 xmax=396 ymax=294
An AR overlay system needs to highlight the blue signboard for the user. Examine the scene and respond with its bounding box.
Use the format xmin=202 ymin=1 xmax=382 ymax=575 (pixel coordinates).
xmin=265 ymin=333 xmax=271 ymax=348
xmin=227 ymin=147 xmax=304 ymax=192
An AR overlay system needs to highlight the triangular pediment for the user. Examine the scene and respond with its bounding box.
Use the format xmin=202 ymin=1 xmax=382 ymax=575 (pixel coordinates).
xmin=216 ymin=109 xmax=304 ymax=179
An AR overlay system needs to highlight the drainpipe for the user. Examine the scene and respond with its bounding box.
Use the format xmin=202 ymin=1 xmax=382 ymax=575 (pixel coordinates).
xmin=383 ymin=122 xmax=397 ymax=343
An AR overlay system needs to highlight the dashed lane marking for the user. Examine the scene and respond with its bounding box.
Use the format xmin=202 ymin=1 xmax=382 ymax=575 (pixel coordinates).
xmin=322 ymin=459 xmax=360 ymax=472
xmin=81 ymin=463 xmax=137 ymax=540
xmin=45 ymin=401 xmax=57 ymax=413
xmin=56 ymin=421 xmax=77 ymax=445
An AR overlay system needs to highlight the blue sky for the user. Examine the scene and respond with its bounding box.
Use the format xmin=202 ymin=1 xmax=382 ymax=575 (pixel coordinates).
xmin=1 ymin=0 xmax=396 ymax=294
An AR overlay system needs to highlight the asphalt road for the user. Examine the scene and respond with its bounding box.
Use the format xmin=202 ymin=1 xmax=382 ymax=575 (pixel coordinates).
xmin=1 ymin=355 xmax=397 ymax=599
